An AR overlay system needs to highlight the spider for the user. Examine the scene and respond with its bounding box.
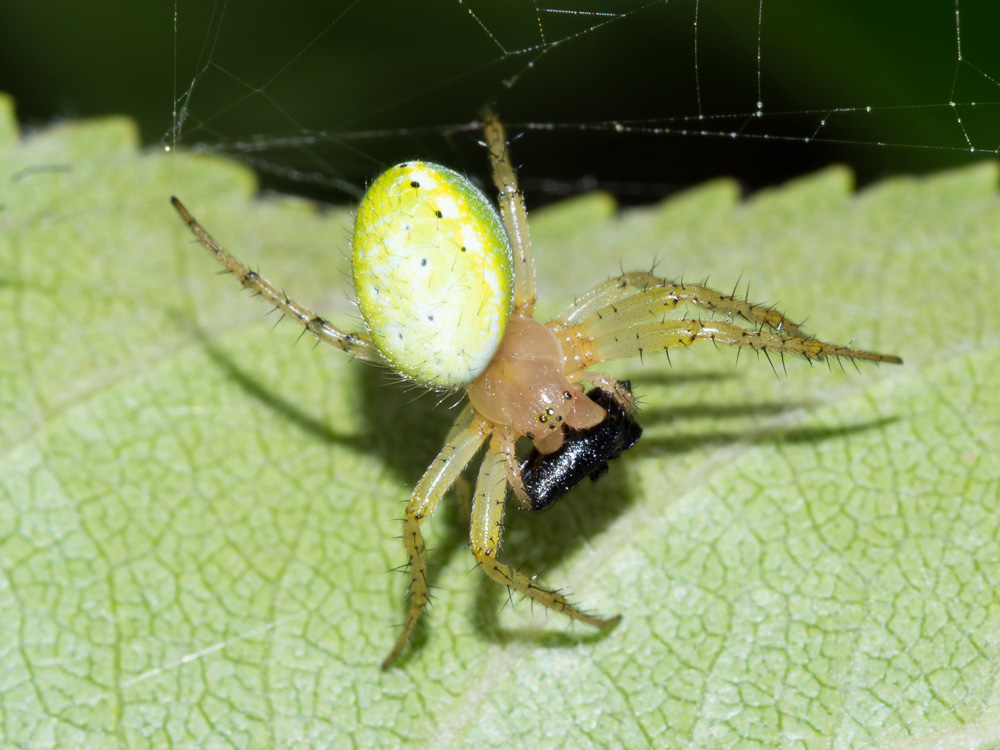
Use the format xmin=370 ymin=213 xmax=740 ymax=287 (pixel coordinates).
xmin=171 ymin=110 xmax=902 ymax=669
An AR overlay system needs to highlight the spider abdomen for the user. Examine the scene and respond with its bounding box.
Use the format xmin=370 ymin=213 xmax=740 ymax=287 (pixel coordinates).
xmin=353 ymin=162 xmax=515 ymax=389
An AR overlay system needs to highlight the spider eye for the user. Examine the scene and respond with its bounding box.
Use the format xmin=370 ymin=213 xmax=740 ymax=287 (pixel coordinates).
xmin=353 ymin=162 xmax=514 ymax=390
xmin=538 ymin=407 xmax=558 ymax=424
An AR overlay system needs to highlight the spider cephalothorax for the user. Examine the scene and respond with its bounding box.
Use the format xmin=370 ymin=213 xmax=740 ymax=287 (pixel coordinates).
xmin=172 ymin=110 xmax=901 ymax=668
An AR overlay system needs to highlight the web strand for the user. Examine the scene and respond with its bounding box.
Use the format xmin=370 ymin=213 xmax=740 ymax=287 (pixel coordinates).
xmin=167 ymin=0 xmax=1000 ymax=200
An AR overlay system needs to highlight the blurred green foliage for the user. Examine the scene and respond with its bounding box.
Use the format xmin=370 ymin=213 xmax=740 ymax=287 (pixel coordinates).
xmin=2 ymin=0 xmax=1000 ymax=203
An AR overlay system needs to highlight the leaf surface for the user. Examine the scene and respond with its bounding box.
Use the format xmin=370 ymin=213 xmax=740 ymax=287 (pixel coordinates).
xmin=1 ymin=94 xmax=998 ymax=749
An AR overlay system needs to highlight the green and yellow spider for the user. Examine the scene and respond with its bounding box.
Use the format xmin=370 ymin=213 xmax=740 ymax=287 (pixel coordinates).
xmin=172 ymin=111 xmax=902 ymax=668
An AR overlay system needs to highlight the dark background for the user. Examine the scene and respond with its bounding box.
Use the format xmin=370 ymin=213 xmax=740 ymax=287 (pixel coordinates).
xmin=3 ymin=0 xmax=1000 ymax=207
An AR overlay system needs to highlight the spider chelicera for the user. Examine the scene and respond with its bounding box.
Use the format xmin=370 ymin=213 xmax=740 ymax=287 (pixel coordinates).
xmin=172 ymin=110 xmax=902 ymax=668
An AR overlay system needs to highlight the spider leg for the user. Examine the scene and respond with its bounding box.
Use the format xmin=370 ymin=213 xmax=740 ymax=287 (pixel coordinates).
xmin=482 ymin=109 xmax=536 ymax=316
xmin=556 ymin=271 xmax=808 ymax=338
xmin=569 ymin=317 xmax=902 ymax=367
xmin=382 ymin=407 xmax=490 ymax=669
xmin=171 ymin=197 xmax=383 ymax=362
xmin=470 ymin=433 xmax=622 ymax=630
xmin=496 ymin=426 xmax=532 ymax=510
xmin=569 ymin=370 xmax=639 ymax=415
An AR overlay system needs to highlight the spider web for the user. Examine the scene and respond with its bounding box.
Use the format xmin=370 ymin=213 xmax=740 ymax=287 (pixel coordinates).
xmin=166 ymin=0 xmax=1000 ymax=206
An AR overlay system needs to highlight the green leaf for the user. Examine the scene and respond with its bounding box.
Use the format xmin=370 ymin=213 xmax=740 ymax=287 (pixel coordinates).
xmin=2 ymin=93 xmax=998 ymax=748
